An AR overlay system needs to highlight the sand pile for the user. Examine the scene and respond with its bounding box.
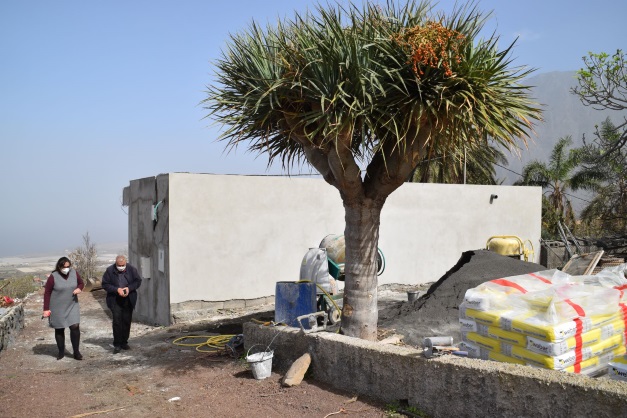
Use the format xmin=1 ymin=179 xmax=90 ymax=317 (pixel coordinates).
xmin=378 ymin=249 xmax=545 ymax=347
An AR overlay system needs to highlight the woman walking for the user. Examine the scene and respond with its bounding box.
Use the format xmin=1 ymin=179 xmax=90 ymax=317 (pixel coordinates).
xmin=42 ymin=256 xmax=84 ymax=360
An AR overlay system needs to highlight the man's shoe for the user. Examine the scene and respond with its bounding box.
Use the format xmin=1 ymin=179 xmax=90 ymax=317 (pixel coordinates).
xmin=113 ymin=346 xmax=121 ymax=354
xmin=57 ymin=352 xmax=65 ymax=360
xmin=73 ymin=352 xmax=83 ymax=360
xmin=120 ymin=344 xmax=130 ymax=350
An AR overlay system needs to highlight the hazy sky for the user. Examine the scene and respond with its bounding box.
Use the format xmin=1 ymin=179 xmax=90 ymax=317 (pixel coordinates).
xmin=1 ymin=0 xmax=625 ymax=257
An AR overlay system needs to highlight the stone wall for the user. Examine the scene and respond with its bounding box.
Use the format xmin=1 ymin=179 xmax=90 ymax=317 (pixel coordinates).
xmin=0 ymin=304 xmax=24 ymax=352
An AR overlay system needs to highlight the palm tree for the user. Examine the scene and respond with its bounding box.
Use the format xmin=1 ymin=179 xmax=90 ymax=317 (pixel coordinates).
xmin=578 ymin=118 xmax=627 ymax=235
xmin=411 ymin=140 xmax=508 ymax=184
xmin=204 ymin=1 xmax=541 ymax=340
xmin=515 ymin=136 xmax=604 ymax=237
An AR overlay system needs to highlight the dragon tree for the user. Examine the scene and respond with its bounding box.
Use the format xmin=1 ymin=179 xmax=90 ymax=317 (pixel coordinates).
xmin=203 ymin=0 xmax=542 ymax=340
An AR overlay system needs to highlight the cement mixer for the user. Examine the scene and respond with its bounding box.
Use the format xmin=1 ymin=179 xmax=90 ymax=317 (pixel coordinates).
xmin=486 ymin=235 xmax=534 ymax=262
xmin=318 ymin=234 xmax=386 ymax=281
xmin=299 ymin=234 xmax=385 ymax=324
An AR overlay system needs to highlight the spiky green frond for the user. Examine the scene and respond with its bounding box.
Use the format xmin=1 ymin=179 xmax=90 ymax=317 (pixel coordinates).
xmin=203 ymin=0 xmax=541 ymax=180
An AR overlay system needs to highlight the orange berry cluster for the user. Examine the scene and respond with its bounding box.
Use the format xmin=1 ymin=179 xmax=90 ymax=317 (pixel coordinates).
xmin=393 ymin=21 xmax=465 ymax=78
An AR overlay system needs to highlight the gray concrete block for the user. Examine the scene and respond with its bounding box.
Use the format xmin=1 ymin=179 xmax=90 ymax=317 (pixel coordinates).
xmin=223 ymin=299 xmax=246 ymax=309
xmin=245 ymin=297 xmax=271 ymax=308
xmin=178 ymin=300 xmax=203 ymax=310
xmin=200 ymin=301 xmax=224 ymax=310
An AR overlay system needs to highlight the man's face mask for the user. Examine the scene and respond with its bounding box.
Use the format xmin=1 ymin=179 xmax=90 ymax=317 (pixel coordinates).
xmin=116 ymin=265 xmax=126 ymax=272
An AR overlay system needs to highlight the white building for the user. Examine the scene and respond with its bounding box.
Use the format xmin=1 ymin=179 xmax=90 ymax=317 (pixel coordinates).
xmin=123 ymin=173 xmax=541 ymax=326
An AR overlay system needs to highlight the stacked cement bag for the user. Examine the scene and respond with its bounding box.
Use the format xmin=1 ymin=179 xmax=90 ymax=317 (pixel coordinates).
xmin=459 ymin=267 xmax=627 ymax=375
xmin=599 ymin=264 xmax=627 ymax=381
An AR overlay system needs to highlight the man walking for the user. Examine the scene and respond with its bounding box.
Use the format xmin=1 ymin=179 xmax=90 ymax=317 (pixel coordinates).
xmin=102 ymin=255 xmax=142 ymax=354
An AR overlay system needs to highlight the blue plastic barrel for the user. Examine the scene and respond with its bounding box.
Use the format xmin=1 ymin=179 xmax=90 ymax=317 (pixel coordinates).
xmin=275 ymin=281 xmax=317 ymax=328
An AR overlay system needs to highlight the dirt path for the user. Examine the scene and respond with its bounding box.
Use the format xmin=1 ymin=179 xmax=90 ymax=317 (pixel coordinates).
xmin=0 ymin=289 xmax=388 ymax=418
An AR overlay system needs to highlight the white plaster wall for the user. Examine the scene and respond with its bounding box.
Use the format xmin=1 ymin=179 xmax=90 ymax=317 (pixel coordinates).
xmin=166 ymin=173 xmax=541 ymax=303
xmin=168 ymin=173 xmax=345 ymax=303
xmin=379 ymin=182 xmax=542 ymax=285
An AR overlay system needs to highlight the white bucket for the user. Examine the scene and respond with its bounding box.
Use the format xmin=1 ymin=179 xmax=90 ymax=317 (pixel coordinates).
xmin=247 ymin=350 xmax=274 ymax=380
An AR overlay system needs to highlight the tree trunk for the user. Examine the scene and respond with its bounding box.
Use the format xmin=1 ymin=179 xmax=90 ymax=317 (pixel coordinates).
xmin=340 ymin=199 xmax=383 ymax=341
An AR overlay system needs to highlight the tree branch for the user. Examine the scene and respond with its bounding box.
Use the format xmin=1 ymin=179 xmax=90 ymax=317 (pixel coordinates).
xmin=363 ymin=124 xmax=430 ymax=201
xmin=326 ymin=132 xmax=363 ymax=203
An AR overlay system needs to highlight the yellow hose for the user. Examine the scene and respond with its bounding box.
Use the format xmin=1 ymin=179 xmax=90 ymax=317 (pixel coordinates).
xmin=296 ymin=279 xmax=342 ymax=320
xmin=174 ymin=281 xmax=341 ymax=349
xmin=172 ymin=334 xmax=235 ymax=353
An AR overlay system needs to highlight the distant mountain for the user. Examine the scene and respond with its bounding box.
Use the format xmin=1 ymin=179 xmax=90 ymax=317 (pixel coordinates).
xmin=498 ymin=71 xmax=627 ymax=184
xmin=495 ymin=71 xmax=627 ymax=212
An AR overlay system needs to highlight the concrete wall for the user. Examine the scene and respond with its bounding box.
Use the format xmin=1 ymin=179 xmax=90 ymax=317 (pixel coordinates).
xmin=125 ymin=173 xmax=541 ymax=325
xmin=126 ymin=175 xmax=170 ymax=326
xmin=244 ymin=323 xmax=627 ymax=418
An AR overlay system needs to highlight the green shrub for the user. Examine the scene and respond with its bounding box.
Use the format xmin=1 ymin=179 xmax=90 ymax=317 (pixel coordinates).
xmin=1 ymin=276 xmax=41 ymax=300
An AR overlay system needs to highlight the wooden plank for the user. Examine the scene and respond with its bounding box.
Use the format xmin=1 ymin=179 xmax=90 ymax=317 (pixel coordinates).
xmin=561 ymin=250 xmax=604 ymax=275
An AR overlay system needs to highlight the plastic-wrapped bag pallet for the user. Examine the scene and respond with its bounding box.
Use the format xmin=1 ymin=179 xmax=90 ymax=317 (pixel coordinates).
xmin=461 ymin=331 xmax=623 ymax=369
xmin=460 ymin=302 xmax=621 ymax=342
xmin=460 ymin=317 xmax=625 ymax=356
xmin=463 ymin=270 xmax=561 ymax=311
xmin=463 ymin=274 xmax=621 ymax=323
xmin=459 ymin=267 xmax=627 ymax=375
xmin=459 ymin=340 xmax=625 ymax=375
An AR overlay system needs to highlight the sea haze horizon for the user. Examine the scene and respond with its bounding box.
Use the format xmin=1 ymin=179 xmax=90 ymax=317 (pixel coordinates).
xmin=0 ymin=242 xmax=128 ymax=260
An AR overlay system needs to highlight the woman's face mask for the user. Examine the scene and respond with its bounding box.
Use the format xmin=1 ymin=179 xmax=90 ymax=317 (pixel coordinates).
xmin=61 ymin=267 xmax=70 ymax=275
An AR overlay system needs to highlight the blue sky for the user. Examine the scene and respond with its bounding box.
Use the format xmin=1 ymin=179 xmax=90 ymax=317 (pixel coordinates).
xmin=1 ymin=0 xmax=625 ymax=257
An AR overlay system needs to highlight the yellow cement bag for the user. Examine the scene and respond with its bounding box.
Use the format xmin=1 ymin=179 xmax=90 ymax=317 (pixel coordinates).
xmin=537 ymin=346 xmax=625 ymax=375
xmin=459 ymin=319 xmax=625 ymax=356
xmin=462 ymin=332 xmax=507 ymax=353
xmin=576 ymin=346 xmax=626 ymax=375
xmin=458 ymin=340 xmax=484 ymax=359
xmin=608 ymin=362 xmax=627 ymax=381
xmin=458 ymin=340 xmax=526 ymax=365
xmin=508 ymin=333 xmax=624 ymax=370
xmin=462 ymin=301 xmax=622 ymax=342
xmin=504 ymin=310 xmax=621 ymax=341
xmin=460 ymin=340 xmax=626 ymax=375
xmin=526 ymin=320 xmax=625 ymax=356
xmin=460 ymin=303 xmax=513 ymax=327
xmin=463 ymin=332 xmax=624 ymax=369
xmin=484 ymin=324 xmax=528 ymax=346
xmin=460 ymin=318 xmax=527 ymax=346
xmin=608 ymin=351 xmax=627 ymax=382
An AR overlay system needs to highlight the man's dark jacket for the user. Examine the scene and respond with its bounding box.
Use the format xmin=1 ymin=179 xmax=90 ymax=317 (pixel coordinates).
xmin=102 ymin=263 xmax=142 ymax=310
